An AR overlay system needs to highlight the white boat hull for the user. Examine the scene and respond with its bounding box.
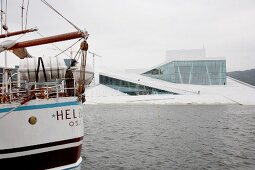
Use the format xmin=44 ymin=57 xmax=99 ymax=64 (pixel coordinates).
xmin=0 ymin=97 xmax=84 ymax=169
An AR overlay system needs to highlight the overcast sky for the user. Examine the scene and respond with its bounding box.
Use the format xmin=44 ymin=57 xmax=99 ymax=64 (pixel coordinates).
xmin=1 ymin=0 xmax=255 ymax=71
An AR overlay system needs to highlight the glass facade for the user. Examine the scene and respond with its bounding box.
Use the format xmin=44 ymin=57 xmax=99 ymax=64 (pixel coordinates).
xmin=143 ymin=60 xmax=226 ymax=85
xmin=99 ymin=75 xmax=176 ymax=95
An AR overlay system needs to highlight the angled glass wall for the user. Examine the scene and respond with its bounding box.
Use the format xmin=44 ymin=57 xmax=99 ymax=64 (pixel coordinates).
xmin=99 ymin=75 xmax=176 ymax=95
xmin=143 ymin=60 xmax=226 ymax=85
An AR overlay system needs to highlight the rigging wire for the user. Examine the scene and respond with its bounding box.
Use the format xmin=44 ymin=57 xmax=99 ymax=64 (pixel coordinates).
xmin=36 ymin=31 xmax=83 ymax=60
xmin=53 ymin=37 xmax=82 ymax=58
xmin=40 ymin=0 xmax=80 ymax=31
xmin=0 ymin=0 xmax=2 ymax=34
xmin=14 ymin=32 xmax=27 ymax=42
xmin=21 ymin=0 xmax=30 ymax=30
xmin=0 ymin=0 xmax=6 ymax=34
xmin=4 ymin=0 xmax=6 ymax=22
xmin=0 ymin=0 xmax=7 ymax=33
xmin=73 ymin=48 xmax=81 ymax=62
xmin=35 ymin=31 xmax=74 ymax=59
xmin=4 ymin=0 xmax=7 ymax=32
xmin=21 ymin=0 xmax=24 ymax=30
xmin=67 ymin=48 xmax=81 ymax=70
xmin=25 ymin=0 xmax=30 ymax=29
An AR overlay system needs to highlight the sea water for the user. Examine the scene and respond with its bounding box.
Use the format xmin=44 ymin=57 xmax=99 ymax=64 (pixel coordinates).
xmin=81 ymin=104 xmax=255 ymax=170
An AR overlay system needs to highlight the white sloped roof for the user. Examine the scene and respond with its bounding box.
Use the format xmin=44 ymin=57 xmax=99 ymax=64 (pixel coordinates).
xmin=93 ymin=68 xmax=255 ymax=105
xmin=85 ymin=84 xmax=127 ymax=97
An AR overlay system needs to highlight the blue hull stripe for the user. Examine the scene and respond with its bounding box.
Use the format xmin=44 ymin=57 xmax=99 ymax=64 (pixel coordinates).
xmin=0 ymin=101 xmax=80 ymax=114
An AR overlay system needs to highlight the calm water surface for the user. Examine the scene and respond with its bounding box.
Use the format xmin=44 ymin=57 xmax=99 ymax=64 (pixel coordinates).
xmin=81 ymin=104 xmax=255 ymax=170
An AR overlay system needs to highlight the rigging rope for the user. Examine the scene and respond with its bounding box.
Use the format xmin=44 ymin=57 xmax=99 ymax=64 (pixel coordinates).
xmin=36 ymin=57 xmax=47 ymax=82
xmin=40 ymin=0 xmax=80 ymax=31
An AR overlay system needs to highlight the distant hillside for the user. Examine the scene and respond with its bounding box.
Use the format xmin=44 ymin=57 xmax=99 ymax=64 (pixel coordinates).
xmin=227 ymin=69 xmax=255 ymax=86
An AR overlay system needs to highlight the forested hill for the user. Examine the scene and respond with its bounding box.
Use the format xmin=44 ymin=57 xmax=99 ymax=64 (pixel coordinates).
xmin=227 ymin=69 xmax=255 ymax=86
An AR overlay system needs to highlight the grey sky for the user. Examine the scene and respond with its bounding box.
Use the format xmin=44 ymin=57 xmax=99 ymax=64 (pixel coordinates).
xmin=1 ymin=0 xmax=255 ymax=71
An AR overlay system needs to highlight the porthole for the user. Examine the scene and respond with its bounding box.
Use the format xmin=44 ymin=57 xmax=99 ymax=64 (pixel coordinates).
xmin=28 ymin=116 xmax=37 ymax=125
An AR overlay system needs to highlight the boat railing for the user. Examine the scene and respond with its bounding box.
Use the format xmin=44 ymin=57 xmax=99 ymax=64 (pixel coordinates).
xmin=0 ymin=78 xmax=81 ymax=104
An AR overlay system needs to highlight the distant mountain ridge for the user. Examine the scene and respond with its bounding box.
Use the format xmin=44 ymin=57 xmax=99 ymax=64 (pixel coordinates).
xmin=227 ymin=69 xmax=255 ymax=86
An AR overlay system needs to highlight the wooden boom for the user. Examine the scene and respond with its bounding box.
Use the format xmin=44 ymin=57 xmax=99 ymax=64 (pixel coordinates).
xmin=0 ymin=28 xmax=38 ymax=39
xmin=9 ymin=31 xmax=86 ymax=50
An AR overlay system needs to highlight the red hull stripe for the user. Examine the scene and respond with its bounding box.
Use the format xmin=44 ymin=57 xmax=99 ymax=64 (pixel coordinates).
xmin=0 ymin=136 xmax=83 ymax=154
xmin=0 ymin=145 xmax=82 ymax=170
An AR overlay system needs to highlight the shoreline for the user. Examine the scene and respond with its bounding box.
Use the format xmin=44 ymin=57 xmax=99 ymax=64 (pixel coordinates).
xmin=84 ymin=94 xmax=252 ymax=105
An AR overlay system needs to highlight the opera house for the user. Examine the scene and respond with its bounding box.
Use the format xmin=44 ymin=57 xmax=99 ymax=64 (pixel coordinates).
xmin=86 ymin=48 xmax=255 ymax=105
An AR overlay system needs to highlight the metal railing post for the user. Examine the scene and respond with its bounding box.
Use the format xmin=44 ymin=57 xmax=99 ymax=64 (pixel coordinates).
xmin=74 ymin=78 xmax=76 ymax=96
xmin=56 ymin=79 xmax=59 ymax=101
xmin=46 ymin=83 xmax=49 ymax=99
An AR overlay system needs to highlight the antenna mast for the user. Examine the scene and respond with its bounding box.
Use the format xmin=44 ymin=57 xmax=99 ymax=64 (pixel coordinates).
xmin=88 ymin=51 xmax=102 ymax=86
